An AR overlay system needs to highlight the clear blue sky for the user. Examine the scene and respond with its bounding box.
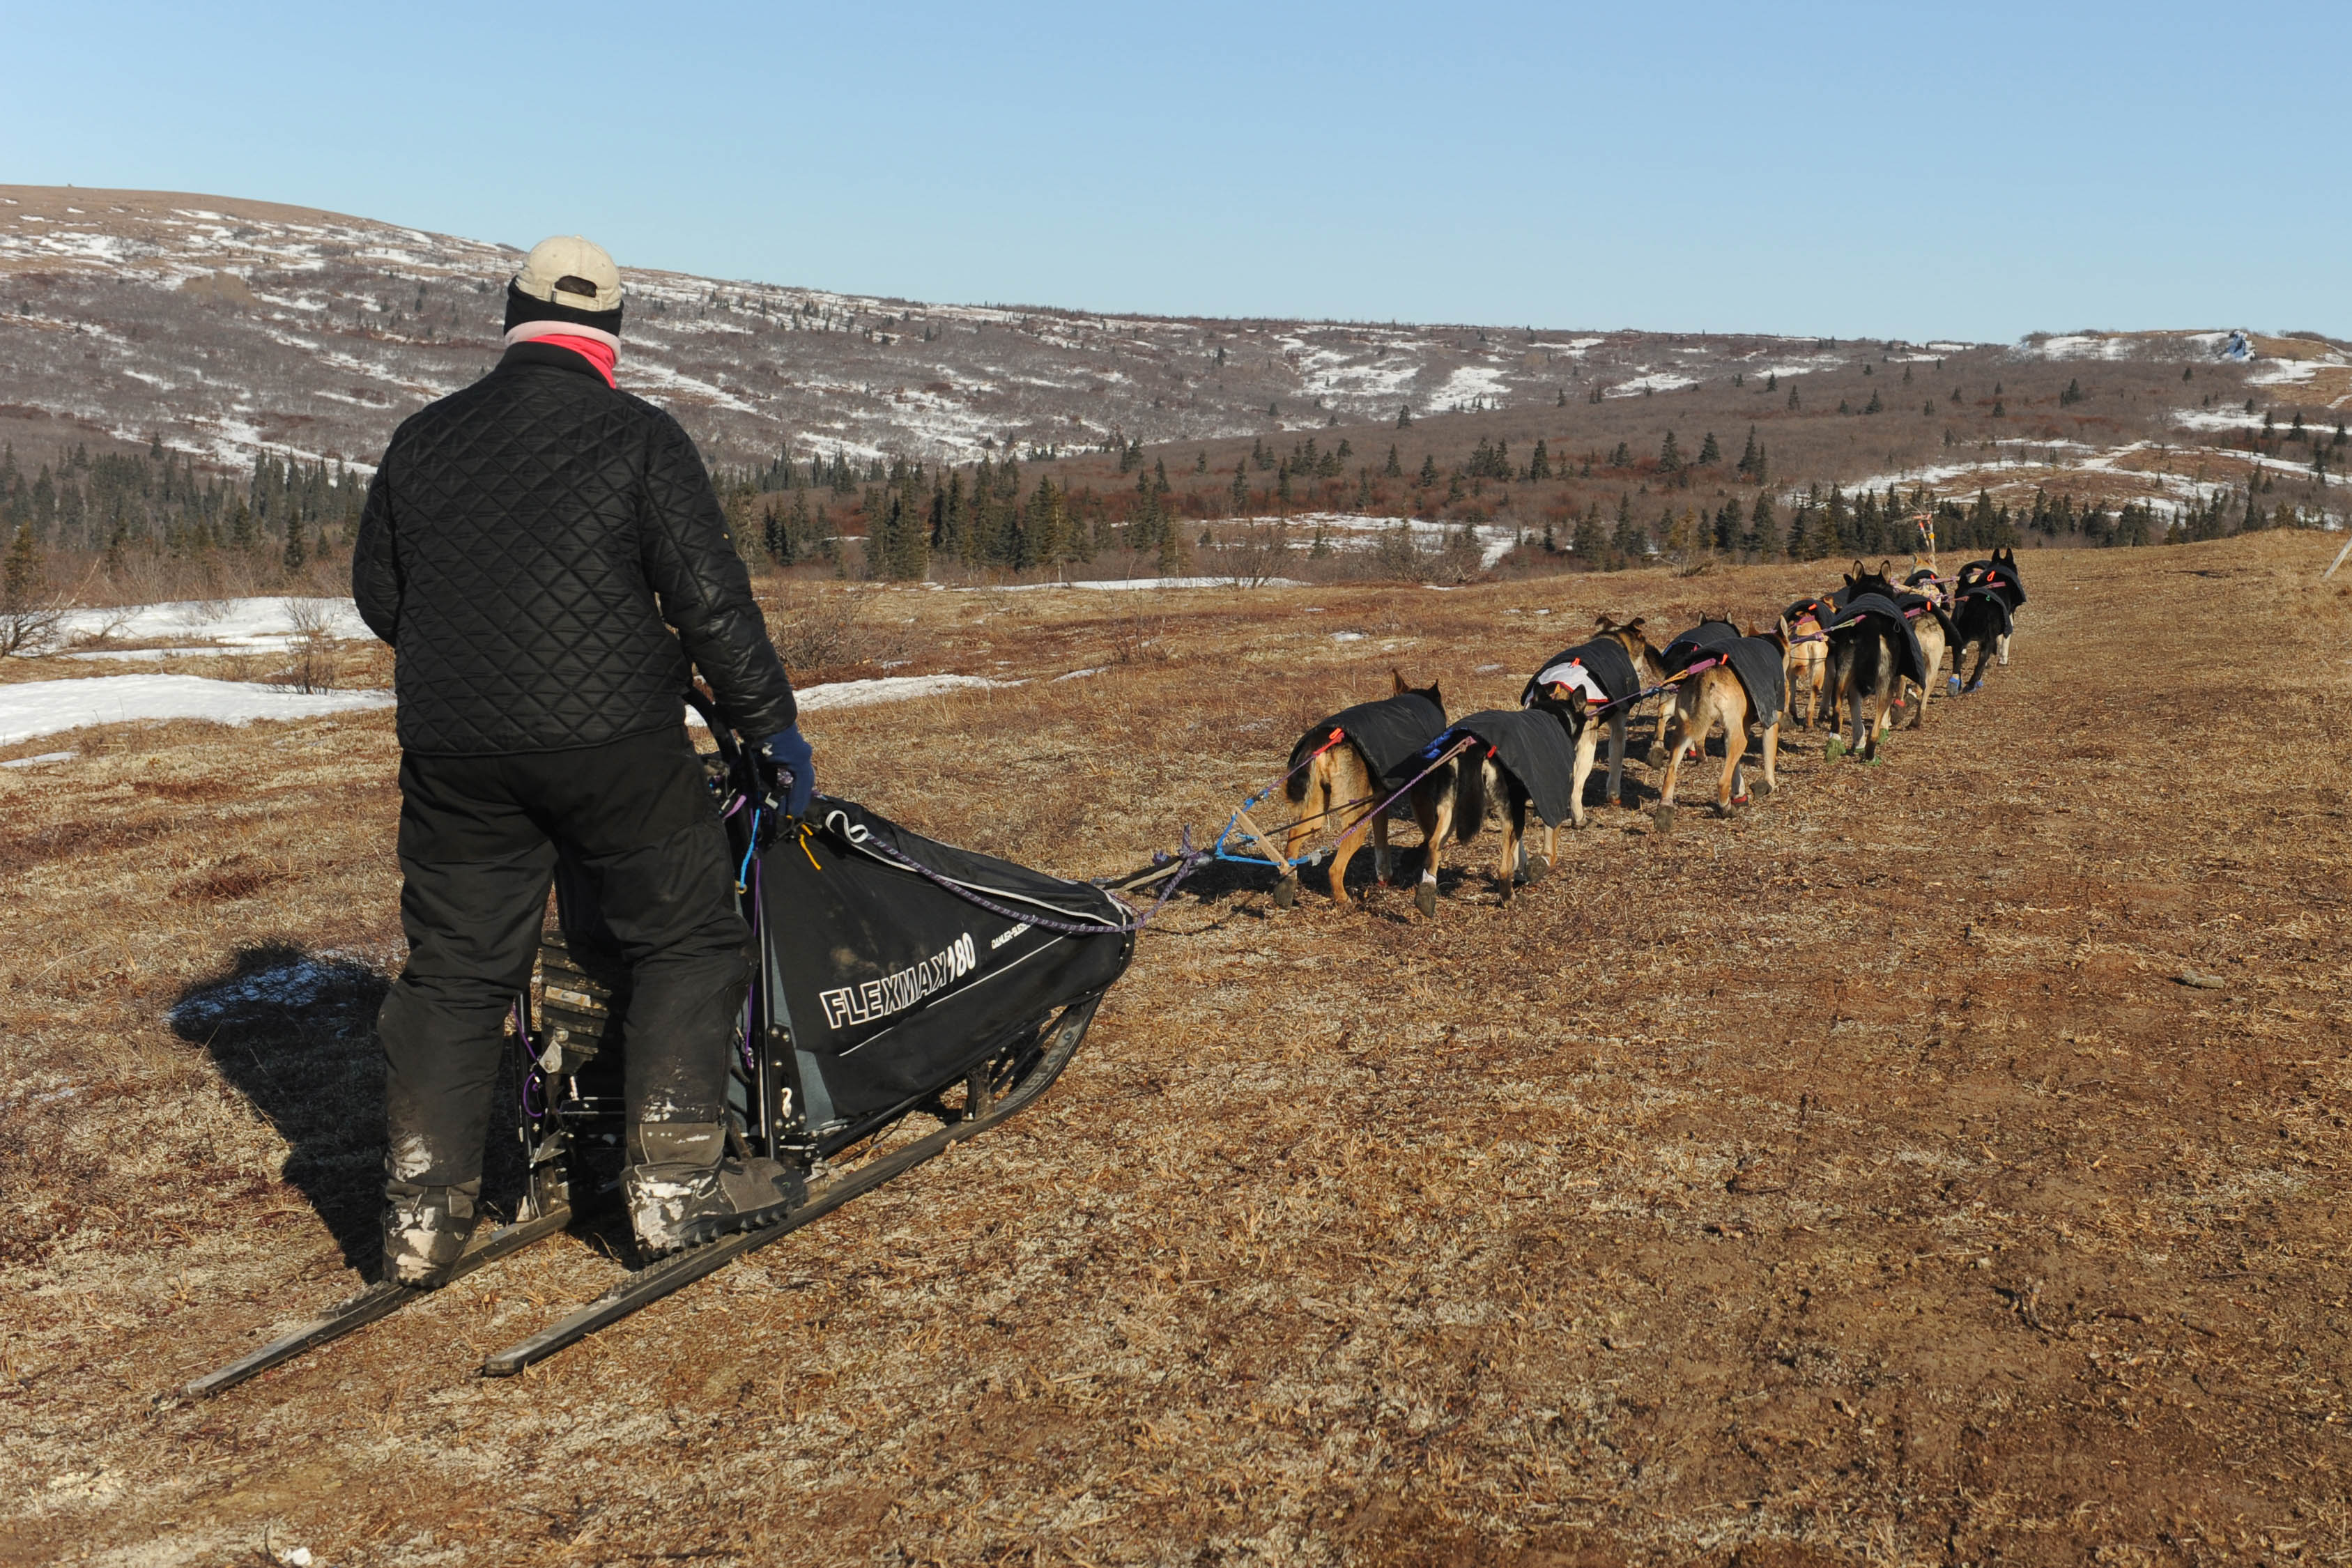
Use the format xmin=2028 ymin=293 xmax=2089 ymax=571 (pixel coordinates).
xmin=8 ymin=1 xmax=2344 ymax=342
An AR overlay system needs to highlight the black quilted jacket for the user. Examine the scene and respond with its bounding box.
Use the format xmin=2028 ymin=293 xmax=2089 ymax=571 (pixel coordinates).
xmin=353 ymin=344 xmax=795 ymax=755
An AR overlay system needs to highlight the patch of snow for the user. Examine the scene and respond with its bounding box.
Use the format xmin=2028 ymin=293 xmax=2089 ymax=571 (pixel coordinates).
xmin=1266 ymin=510 xmax=1520 ymax=567
xmin=974 ymin=576 xmax=1307 ymax=592
xmin=2171 ymin=406 xmax=2263 ymax=431
xmin=2248 ymin=359 xmax=2321 ymax=387
xmin=792 ymin=674 xmax=1022 ymax=712
xmin=1330 ymin=631 xmax=1368 ymax=642
xmin=1 ymin=751 xmax=75 ymax=768
xmin=0 ymin=675 xmax=394 ymax=746
xmin=1608 ymin=371 xmax=1699 ymax=397
xmin=1434 ymin=365 xmax=1509 ymax=406
xmin=1747 ymin=355 xmax=1848 ymax=380
xmin=63 ymin=645 xmax=270 ymax=662
xmin=1054 ymin=667 xmax=1108 ymax=681
xmin=54 ymin=597 xmax=371 ymax=650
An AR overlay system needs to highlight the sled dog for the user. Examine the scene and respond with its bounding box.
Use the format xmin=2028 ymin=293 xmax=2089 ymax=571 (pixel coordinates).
xmin=1779 ymin=597 xmax=1833 ymax=730
xmin=1520 ymin=614 xmax=1665 ymax=824
xmin=1657 ymin=626 xmax=1786 ymax=815
xmin=1277 ymin=672 xmax=1445 ymax=910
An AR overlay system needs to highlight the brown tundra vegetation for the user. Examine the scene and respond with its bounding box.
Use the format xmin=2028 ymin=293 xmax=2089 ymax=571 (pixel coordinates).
xmin=3 ymin=530 xmax=2349 ymax=1565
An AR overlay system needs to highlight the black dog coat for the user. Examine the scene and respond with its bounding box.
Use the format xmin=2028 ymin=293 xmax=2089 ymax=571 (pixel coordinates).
xmin=1521 ymin=637 xmax=1641 ymax=710
xmin=1824 ymin=593 xmax=1929 ymax=686
xmin=1289 ymin=690 xmax=1447 ymax=783
xmin=1442 ymin=709 xmax=1580 ymax=829
xmin=1658 ymin=619 xmax=1740 ymax=675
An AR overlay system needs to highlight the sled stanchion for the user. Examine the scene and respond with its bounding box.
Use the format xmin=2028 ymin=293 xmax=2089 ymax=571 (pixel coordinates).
xmin=180 ymin=1204 xmax=574 ymax=1400
xmin=479 ymin=996 xmax=1102 ymax=1378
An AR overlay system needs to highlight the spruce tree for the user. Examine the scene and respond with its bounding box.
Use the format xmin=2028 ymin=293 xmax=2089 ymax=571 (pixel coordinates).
xmin=1396 ymin=405 xmax=1412 ymax=429
xmin=1698 ymin=431 xmax=1721 ymax=466
xmin=3 ymin=520 xmax=40 ymax=607
xmin=1657 ymin=431 xmax=1682 ymax=472
xmin=282 ymin=514 xmax=307 ymax=574
xmin=1417 ymin=454 xmax=1439 ymax=486
xmin=1610 ymin=493 xmax=1645 ymax=564
xmin=1736 ymin=426 xmax=1758 ymax=477
xmin=1025 ymin=477 xmax=1064 ymax=572
xmin=1571 ymin=506 xmax=1607 ymax=567
xmin=1749 ymin=492 xmax=1776 ymax=558
xmin=1530 ymin=439 xmax=1550 ymax=482
xmin=1383 ymin=444 xmax=1401 ymax=478
xmin=1231 ymin=461 xmax=1249 ymax=516
xmin=763 ymin=500 xmax=787 ymax=564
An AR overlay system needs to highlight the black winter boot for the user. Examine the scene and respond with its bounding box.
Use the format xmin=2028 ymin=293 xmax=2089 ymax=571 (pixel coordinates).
xmin=623 ymin=1122 xmax=805 ymax=1260
xmin=381 ymin=1181 xmax=482 ymax=1287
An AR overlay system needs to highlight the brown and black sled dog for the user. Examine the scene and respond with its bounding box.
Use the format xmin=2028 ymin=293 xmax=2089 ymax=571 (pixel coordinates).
xmin=1276 ymin=672 xmax=1445 ymax=909
xmin=1406 ymin=707 xmax=1579 ymax=916
xmin=1657 ymin=624 xmax=1786 ymax=817
xmin=1520 ymin=614 xmax=1667 ymax=822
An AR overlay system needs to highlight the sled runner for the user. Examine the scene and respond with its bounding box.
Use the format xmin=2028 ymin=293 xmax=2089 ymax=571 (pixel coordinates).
xmin=185 ymin=692 xmax=1139 ymax=1397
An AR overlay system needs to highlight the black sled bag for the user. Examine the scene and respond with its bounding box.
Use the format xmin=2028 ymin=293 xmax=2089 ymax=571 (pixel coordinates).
xmin=757 ymin=799 xmax=1135 ymax=1128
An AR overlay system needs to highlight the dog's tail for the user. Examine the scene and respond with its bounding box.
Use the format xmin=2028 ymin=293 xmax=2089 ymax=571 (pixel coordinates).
xmin=1283 ymin=738 xmax=1322 ymax=804
xmin=1851 ymin=627 xmax=1896 ymax=696
xmin=1452 ymin=756 xmax=1489 ymax=843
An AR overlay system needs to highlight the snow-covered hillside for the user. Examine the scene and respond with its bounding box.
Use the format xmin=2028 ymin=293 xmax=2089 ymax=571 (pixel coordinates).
xmin=0 ymin=185 xmax=1937 ymax=472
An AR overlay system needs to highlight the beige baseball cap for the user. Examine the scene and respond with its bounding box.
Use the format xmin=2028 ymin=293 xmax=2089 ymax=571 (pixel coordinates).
xmin=514 ymin=235 xmax=622 ymax=313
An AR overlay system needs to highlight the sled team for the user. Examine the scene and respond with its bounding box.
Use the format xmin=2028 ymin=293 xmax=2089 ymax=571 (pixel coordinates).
xmin=1274 ymin=546 xmax=2029 ymax=917
xmin=284 ymin=226 xmax=2035 ymax=1338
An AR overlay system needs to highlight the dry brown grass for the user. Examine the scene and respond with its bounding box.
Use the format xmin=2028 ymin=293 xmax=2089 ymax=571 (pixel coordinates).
xmin=3 ymin=536 xmax=2350 ymax=1565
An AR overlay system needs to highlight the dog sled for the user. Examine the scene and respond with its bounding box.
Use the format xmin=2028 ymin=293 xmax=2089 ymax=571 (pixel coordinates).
xmin=187 ymin=691 xmax=1147 ymax=1397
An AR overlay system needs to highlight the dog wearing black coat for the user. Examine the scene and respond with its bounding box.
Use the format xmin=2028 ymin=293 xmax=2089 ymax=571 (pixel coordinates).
xmin=1277 ymin=671 xmax=1445 ymax=910
xmin=1406 ymin=707 xmax=1578 ymax=916
xmin=1407 ymin=741 xmax=1544 ymax=916
xmin=1949 ymin=546 xmax=2026 ymax=693
xmin=1519 ymin=613 xmax=1666 ymax=826
xmin=1657 ymin=624 xmax=1786 ymax=814
xmin=1823 ymin=560 xmax=1904 ymax=762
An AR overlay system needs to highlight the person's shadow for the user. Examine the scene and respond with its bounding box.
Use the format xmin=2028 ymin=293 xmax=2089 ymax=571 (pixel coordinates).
xmin=169 ymin=943 xmax=526 ymax=1275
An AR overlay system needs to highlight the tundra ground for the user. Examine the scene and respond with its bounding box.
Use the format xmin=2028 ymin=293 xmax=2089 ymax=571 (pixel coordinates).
xmin=3 ymin=534 xmax=2349 ymax=1566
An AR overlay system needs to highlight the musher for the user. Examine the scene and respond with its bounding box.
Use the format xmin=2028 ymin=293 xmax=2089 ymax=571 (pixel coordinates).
xmin=353 ymin=236 xmax=817 ymax=1283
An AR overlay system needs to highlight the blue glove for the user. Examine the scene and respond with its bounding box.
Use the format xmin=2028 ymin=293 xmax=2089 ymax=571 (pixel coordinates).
xmin=758 ymin=726 xmax=815 ymax=818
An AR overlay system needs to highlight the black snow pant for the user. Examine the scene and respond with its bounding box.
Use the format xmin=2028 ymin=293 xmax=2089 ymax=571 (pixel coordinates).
xmin=376 ymin=725 xmax=751 ymax=1195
